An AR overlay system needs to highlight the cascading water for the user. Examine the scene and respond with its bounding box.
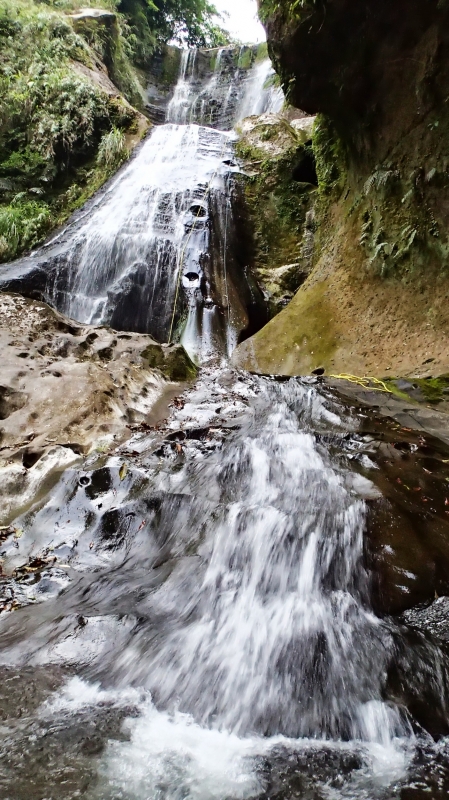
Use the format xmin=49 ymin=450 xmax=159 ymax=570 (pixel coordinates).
xmin=0 ymin=46 xmax=279 ymax=359
xmin=167 ymin=46 xmax=283 ymax=128
xmin=2 ymin=363 xmax=449 ymax=799
xmin=1 ymin=40 xmax=449 ymax=800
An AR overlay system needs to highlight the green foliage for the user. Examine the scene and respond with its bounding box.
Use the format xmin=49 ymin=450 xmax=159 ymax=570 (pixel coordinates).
xmin=0 ymin=148 xmax=47 ymax=179
xmin=0 ymin=0 xmax=140 ymax=261
xmin=312 ymin=114 xmax=346 ymax=196
xmin=258 ymin=0 xmax=318 ymax=24
xmin=0 ymin=197 xmax=51 ymax=260
xmin=364 ymin=165 xmax=400 ymax=196
xmin=97 ymin=126 xmax=128 ymax=167
xmin=118 ymin=0 xmax=230 ymax=67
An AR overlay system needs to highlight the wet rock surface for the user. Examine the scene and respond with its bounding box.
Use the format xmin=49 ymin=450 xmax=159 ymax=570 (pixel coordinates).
xmin=245 ymin=0 xmax=449 ymax=381
xmin=0 ymin=292 xmax=194 ymax=525
xmin=235 ymin=114 xmax=317 ymax=315
xmin=0 ymin=368 xmax=449 ymax=796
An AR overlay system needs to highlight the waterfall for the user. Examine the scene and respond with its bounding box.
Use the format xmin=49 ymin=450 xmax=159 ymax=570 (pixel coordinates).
xmin=167 ymin=46 xmax=284 ymax=128
xmin=0 ymin=46 xmax=281 ymax=360
xmin=0 ymin=368 xmax=439 ymax=800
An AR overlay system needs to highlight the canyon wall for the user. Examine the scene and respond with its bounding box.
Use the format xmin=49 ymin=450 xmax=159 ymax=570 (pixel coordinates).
xmin=234 ymin=0 xmax=449 ymax=379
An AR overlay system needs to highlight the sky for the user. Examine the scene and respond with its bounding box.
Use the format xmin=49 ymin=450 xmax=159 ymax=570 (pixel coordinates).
xmin=213 ymin=0 xmax=266 ymax=44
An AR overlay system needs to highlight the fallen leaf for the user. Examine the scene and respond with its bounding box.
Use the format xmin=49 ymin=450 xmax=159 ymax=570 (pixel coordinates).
xmin=119 ymin=463 xmax=128 ymax=481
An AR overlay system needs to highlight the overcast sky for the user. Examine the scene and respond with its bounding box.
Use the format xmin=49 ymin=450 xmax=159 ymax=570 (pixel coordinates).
xmin=213 ymin=0 xmax=266 ymax=44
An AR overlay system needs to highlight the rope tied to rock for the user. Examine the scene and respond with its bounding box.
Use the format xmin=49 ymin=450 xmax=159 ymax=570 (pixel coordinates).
xmin=328 ymin=374 xmax=394 ymax=394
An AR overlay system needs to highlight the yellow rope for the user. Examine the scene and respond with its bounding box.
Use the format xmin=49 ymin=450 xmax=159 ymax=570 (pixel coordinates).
xmin=168 ymin=137 xmax=230 ymax=345
xmin=328 ymin=374 xmax=394 ymax=394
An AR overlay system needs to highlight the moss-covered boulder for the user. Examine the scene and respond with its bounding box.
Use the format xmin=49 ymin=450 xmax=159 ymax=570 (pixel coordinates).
xmin=141 ymin=342 xmax=197 ymax=382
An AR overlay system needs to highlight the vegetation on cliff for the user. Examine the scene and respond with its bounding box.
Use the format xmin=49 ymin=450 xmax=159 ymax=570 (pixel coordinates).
xmin=236 ymin=114 xmax=317 ymax=314
xmin=0 ymin=0 xmax=229 ymax=263
xmin=0 ymin=0 xmax=146 ymax=262
xmin=260 ymin=0 xmax=449 ymax=280
xmin=120 ymin=0 xmax=229 ymax=68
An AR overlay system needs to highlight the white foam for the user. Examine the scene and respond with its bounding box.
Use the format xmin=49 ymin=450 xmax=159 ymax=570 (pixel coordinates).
xmin=40 ymin=678 xmax=414 ymax=800
xmin=41 ymin=676 xmax=142 ymax=715
xmin=98 ymin=696 xmax=262 ymax=800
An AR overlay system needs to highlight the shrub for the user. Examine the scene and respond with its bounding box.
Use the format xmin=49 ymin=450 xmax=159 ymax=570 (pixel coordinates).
xmin=0 ymin=196 xmax=51 ymax=259
xmin=97 ymin=126 xmax=128 ymax=168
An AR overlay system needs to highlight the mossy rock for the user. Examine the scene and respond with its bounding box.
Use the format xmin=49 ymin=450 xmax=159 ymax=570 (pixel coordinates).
xmin=141 ymin=343 xmax=197 ymax=382
xmin=235 ymin=115 xmax=317 ymax=314
xmin=232 ymin=279 xmax=338 ymax=375
xmin=387 ymin=376 xmax=449 ymax=405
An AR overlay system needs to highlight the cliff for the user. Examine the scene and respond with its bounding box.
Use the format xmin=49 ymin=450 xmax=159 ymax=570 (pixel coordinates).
xmin=233 ymin=0 xmax=449 ymax=381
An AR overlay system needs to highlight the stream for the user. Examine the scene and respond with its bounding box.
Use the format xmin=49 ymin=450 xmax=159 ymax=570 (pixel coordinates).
xmin=1 ymin=47 xmax=449 ymax=800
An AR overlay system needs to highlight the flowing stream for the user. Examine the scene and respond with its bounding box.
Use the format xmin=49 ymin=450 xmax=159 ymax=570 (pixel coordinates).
xmin=1 ymin=46 xmax=449 ymax=800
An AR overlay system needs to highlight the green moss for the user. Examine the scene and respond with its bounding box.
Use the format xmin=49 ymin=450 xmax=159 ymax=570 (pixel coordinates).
xmin=256 ymin=41 xmax=268 ymax=61
xmin=382 ymin=381 xmax=415 ymax=403
xmin=159 ymin=44 xmax=182 ymax=88
xmin=312 ymin=114 xmax=347 ymax=197
xmin=233 ymin=279 xmax=338 ymax=375
xmin=235 ymin=122 xmax=316 ymax=307
xmin=237 ymin=47 xmax=254 ymax=70
xmin=141 ymin=343 xmax=197 ymax=382
xmin=412 ymin=377 xmax=449 ymax=403
xmin=381 ymin=376 xmax=449 ymax=405
xmin=209 ymin=49 xmax=218 ymax=72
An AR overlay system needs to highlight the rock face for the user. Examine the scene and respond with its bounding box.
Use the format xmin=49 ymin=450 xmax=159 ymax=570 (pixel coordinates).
xmin=235 ymin=113 xmax=317 ymax=315
xmin=0 ymin=293 xmax=195 ymax=524
xmin=234 ymin=0 xmax=449 ymax=377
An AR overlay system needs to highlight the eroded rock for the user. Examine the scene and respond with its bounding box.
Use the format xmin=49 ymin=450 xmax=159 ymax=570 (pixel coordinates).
xmin=0 ymin=292 xmax=195 ymax=523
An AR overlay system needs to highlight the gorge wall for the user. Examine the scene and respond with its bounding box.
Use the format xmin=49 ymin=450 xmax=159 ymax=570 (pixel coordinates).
xmin=233 ymin=0 xmax=449 ymax=380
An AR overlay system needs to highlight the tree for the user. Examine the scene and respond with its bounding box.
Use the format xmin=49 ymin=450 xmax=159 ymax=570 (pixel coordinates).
xmin=119 ymin=0 xmax=230 ymax=67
